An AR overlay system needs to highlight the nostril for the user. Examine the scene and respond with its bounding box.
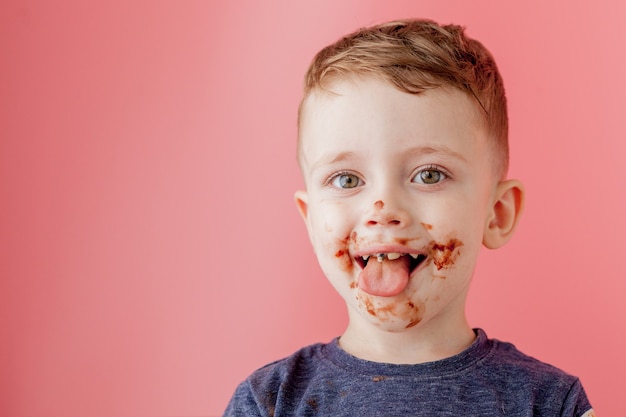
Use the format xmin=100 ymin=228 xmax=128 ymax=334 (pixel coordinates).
xmin=365 ymin=201 xmax=409 ymax=227
xmin=366 ymin=218 xmax=402 ymax=227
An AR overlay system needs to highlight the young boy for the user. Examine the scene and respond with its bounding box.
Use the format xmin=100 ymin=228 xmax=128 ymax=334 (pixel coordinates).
xmin=224 ymin=19 xmax=595 ymax=416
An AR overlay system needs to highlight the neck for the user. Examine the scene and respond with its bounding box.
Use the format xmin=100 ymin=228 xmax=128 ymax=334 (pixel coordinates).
xmin=339 ymin=313 xmax=475 ymax=364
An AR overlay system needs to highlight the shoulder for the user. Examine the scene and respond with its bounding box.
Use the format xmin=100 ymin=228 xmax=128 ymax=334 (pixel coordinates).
xmin=478 ymin=332 xmax=594 ymax=416
xmin=224 ymin=341 xmax=331 ymax=416
xmin=483 ymin=336 xmax=578 ymax=385
xmin=246 ymin=340 xmax=329 ymax=388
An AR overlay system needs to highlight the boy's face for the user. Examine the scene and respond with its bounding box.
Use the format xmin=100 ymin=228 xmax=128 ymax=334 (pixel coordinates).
xmin=296 ymin=78 xmax=501 ymax=333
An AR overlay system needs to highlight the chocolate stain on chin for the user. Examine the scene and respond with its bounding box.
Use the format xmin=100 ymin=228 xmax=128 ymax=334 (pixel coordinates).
xmin=364 ymin=297 xmax=377 ymax=317
xmin=430 ymin=238 xmax=463 ymax=270
xmin=405 ymin=318 xmax=421 ymax=328
xmin=405 ymin=300 xmax=422 ymax=328
xmin=360 ymin=295 xmax=424 ymax=328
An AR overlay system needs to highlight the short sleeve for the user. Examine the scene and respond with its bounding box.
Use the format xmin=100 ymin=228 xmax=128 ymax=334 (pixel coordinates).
xmin=222 ymin=380 xmax=264 ymax=417
xmin=560 ymin=379 xmax=593 ymax=417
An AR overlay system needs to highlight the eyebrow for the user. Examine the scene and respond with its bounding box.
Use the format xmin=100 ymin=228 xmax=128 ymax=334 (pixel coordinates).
xmin=309 ymin=145 xmax=468 ymax=172
xmin=309 ymin=151 xmax=357 ymax=172
xmin=403 ymin=145 xmax=469 ymax=163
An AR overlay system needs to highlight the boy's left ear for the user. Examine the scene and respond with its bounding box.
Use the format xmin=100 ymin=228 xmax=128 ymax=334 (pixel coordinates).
xmin=483 ymin=179 xmax=525 ymax=249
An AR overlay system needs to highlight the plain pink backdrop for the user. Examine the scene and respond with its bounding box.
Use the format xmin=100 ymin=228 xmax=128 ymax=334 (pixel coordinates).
xmin=1 ymin=1 xmax=624 ymax=416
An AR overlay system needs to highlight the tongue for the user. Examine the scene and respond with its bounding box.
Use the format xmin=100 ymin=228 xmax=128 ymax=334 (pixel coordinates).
xmin=358 ymin=256 xmax=411 ymax=297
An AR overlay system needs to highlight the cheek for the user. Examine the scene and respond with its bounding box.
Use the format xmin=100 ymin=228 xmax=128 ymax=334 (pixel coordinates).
xmin=309 ymin=201 xmax=348 ymax=236
xmin=332 ymin=245 xmax=353 ymax=273
xmin=423 ymin=197 xmax=487 ymax=256
xmin=309 ymin=205 xmax=357 ymax=274
xmin=429 ymin=238 xmax=464 ymax=270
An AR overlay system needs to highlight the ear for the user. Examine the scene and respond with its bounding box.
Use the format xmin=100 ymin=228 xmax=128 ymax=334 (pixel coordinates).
xmin=294 ymin=190 xmax=317 ymax=251
xmin=294 ymin=190 xmax=309 ymax=221
xmin=483 ymin=179 xmax=525 ymax=249
xmin=294 ymin=189 xmax=313 ymax=237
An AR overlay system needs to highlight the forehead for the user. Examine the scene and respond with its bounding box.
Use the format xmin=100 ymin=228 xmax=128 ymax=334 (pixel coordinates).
xmin=298 ymin=78 xmax=488 ymax=171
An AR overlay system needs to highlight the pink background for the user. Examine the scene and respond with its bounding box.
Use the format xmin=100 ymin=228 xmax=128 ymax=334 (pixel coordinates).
xmin=1 ymin=1 xmax=624 ymax=416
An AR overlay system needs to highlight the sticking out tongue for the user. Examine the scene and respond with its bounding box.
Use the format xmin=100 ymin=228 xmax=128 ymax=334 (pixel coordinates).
xmin=358 ymin=256 xmax=411 ymax=297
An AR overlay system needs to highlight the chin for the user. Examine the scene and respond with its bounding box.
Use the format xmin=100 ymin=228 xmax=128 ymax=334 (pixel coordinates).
xmin=354 ymin=291 xmax=426 ymax=332
xmin=371 ymin=318 xmax=422 ymax=333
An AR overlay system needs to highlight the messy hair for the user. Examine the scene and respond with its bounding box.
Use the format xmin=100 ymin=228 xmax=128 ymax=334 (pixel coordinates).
xmin=298 ymin=19 xmax=509 ymax=178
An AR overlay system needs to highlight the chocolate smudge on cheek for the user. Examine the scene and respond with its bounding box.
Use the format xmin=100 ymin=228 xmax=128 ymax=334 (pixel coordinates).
xmin=335 ymin=232 xmax=359 ymax=272
xmin=429 ymin=238 xmax=463 ymax=270
xmin=420 ymin=222 xmax=433 ymax=230
xmin=335 ymin=247 xmax=352 ymax=272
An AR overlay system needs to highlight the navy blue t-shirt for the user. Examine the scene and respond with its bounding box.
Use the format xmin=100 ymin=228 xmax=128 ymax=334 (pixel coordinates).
xmin=224 ymin=329 xmax=593 ymax=416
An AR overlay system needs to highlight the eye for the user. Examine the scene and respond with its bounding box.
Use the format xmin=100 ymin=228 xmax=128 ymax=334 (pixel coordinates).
xmin=412 ymin=167 xmax=447 ymax=185
xmin=329 ymin=173 xmax=362 ymax=189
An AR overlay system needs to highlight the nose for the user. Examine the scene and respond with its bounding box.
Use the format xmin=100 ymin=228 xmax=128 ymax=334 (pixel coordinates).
xmin=364 ymin=196 xmax=412 ymax=228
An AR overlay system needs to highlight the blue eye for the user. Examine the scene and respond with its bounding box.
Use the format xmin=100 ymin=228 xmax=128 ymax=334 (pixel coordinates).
xmin=413 ymin=168 xmax=447 ymax=185
xmin=331 ymin=173 xmax=361 ymax=189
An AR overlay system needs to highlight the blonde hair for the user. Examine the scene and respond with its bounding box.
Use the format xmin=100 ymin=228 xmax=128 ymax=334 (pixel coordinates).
xmin=298 ymin=19 xmax=509 ymax=178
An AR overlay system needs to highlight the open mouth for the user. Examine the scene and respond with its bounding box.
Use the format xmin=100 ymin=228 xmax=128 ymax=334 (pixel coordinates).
xmin=355 ymin=252 xmax=427 ymax=274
